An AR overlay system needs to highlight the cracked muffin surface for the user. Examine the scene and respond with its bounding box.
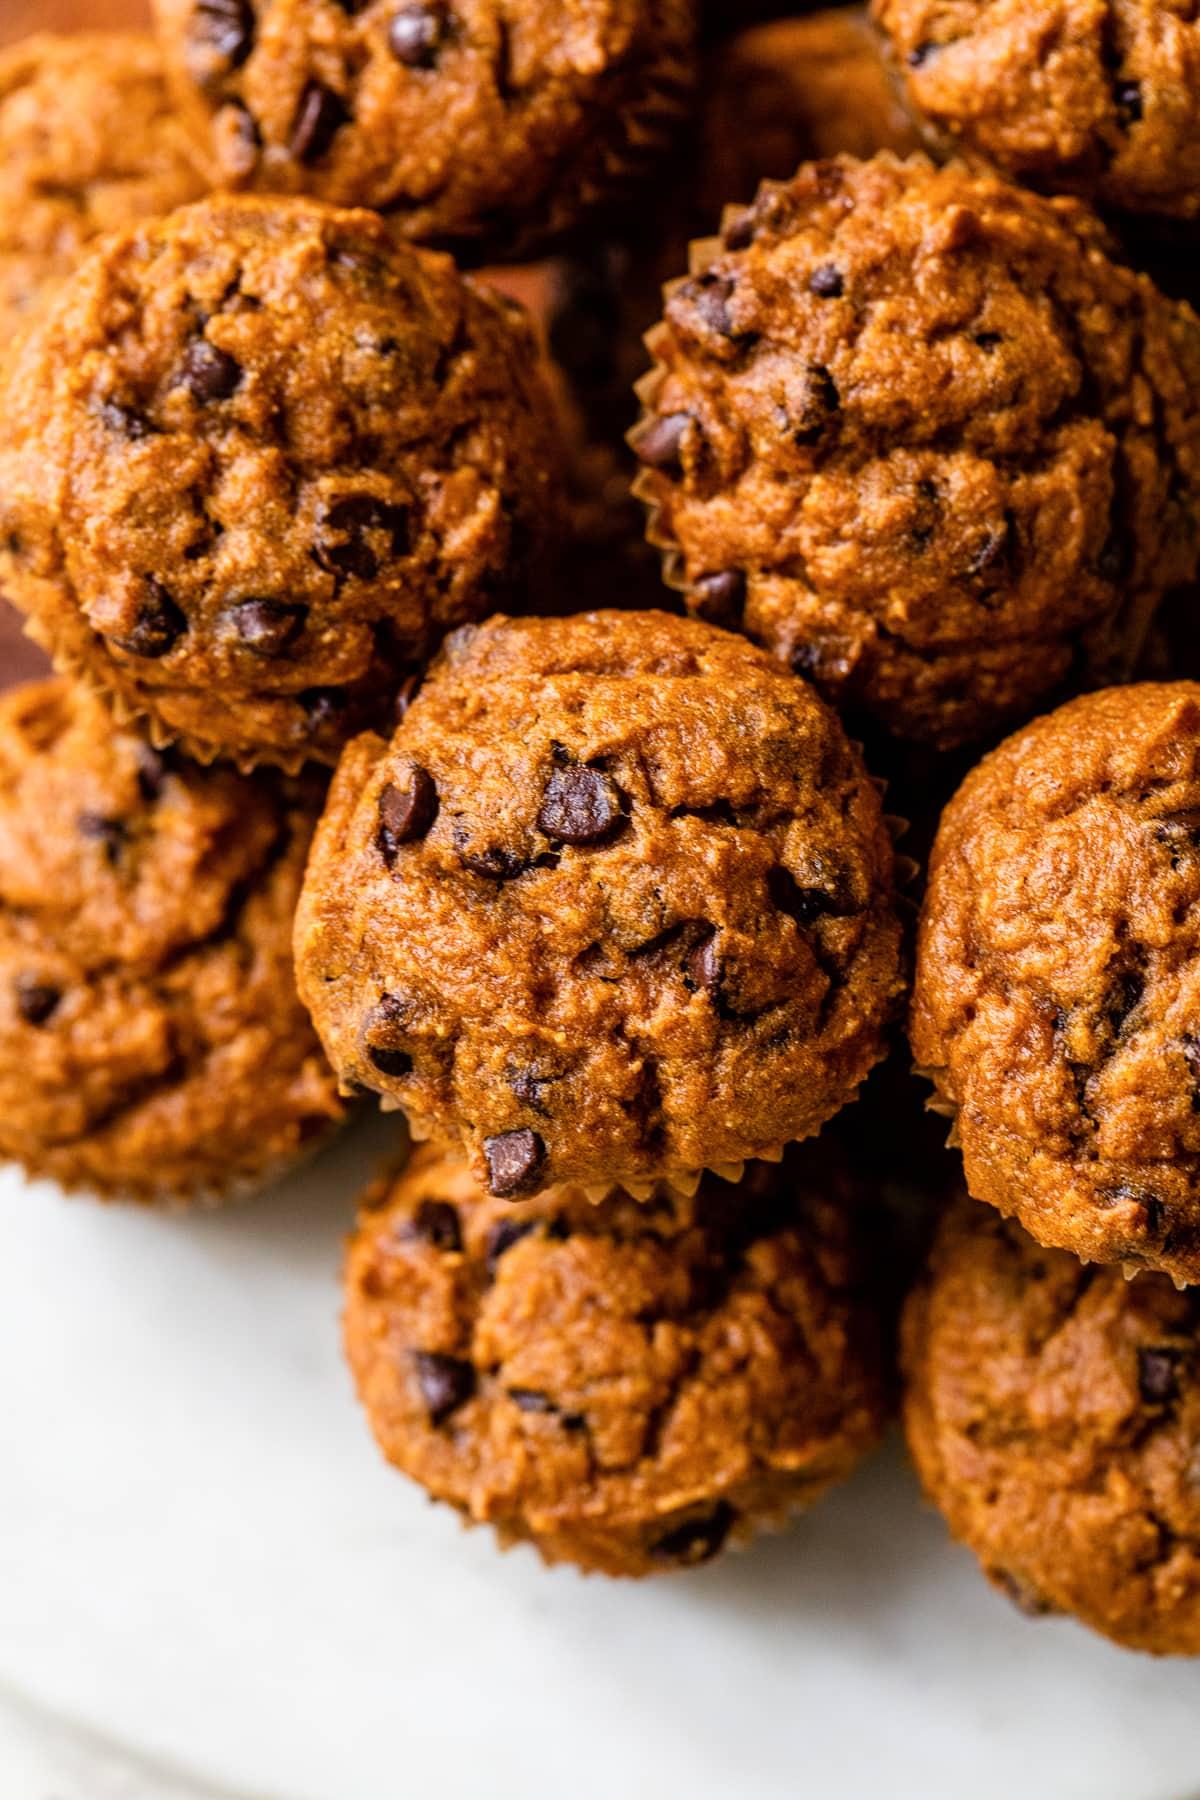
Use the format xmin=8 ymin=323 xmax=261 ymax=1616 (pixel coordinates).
xmin=874 ymin=0 xmax=1200 ymax=221
xmin=0 ymin=678 xmax=344 ymax=1203
xmin=632 ymin=153 xmax=1200 ymax=749
xmin=344 ymin=1140 xmax=888 ymax=1576
xmin=0 ymin=194 xmax=563 ymax=771
xmin=296 ymin=609 xmax=904 ymax=1199
xmin=0 ymin=33 xmax=209 ymax=345
xmin=152 ymin=0 xmax=695 ymax=254
xmin=904 ymin=1197 xmax=1200 ymax=1655
xmin=911 ymin=681 xmax=1200 ymax=1285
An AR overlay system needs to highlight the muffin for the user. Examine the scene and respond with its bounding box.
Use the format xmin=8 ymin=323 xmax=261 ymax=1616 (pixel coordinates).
xmin=0 ymin=33 xmax=209 ymax=345
xmin=0 ymin=194 xmax=563 ymax=771
xmin=152 ymin=0 xmax=696 ymax=254
xmin=874 ymin=0 xmax=1200 ymax=221
xmin=0 ymin=678 xmax=344 ymax=1203
xmin=904 ymin=1197 xmax=1200 ymax=1656
xmin=632 ymin=153 xmax=1200 ymax=748
xmin=911 ymin=681 xmax=1200 ymax=1286
xmin=295 ymin=609 xmax=905 ymax=1199
xmin=344 ymin=1140 xmax=888 ymax=1576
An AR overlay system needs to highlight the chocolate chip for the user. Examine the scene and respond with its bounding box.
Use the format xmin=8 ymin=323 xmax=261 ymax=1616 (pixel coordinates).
xmin=1138 ymin=1347 xmax=1182 ymax=1405
xmin=457 ymin=843 xmax=528 ymax=881
xmin=680 ymin=274 xmax=738 ymax=338
xmin=389 ymin=2 xmax=447 ymax=66
xmin=632 ymin=412 xmax=691 ymax=478
xmin=907 ymin=41 xmax=937 ymax=67
xmin=966 ymin=514 xmax=1016 ymax=582
xmin=791 ymin=642 xmax=822 ymax=677
xmin=190 ymin=0 xmax=255 ymax=69
xmin=485 ymin=1216 xmax=536 ymax=1277
xmin=405 ymin=1199 xmax=462 ymax=1253
xmin=809 ymin=263 xmax=844 ymax=298
xmin=98 ymin=398 xmax=152 ymax=440
xmin=232 ymin=599 xmax=306 ymax=656
xmin=692 ymin=569 xmax=745 ymax=627
xmin=222 ymin=100 xmax=261 ymax=175
xmin=377 ymin=768 xmax=438 ymax=865
xmin=110 ymin=580 xmax=186 ymax=659
xmin=15 ymin=977 xmax=61 ymax=1027
xmin=1116 ymin=81 xmax=1143 ymax=124
xmin=791 ymin=365 xmax=840 ymax=443
xmin=768 ymin=865 xmax=839 ymax=926
xmin=974 ymin=331 xmax=1002 ymax=352
xmin=538 ymin=766 xmax=622 ymax=846
xmin=390 ymin=671 xmax=423 ymax=728
xmin=723 ymin=209 xmax=755 ymax=251
xmin=413 ymin=1351 xmax=475 ymax=1424
xmin=180 ymin=340 xmax=242 ymax=402
xmin=315 ymin=496 xmax=410 ymax=581
xmin=508 ymin=1388 xmax=557 ymax=1414
xmin=367 ymin=1044 xmax=413 ymax=1078
xmin=510 ymin=1067 xmax=554 ymax=1114
xmin=484 ymin=1128 xmax=545 ymax=1198
xmin=290 ymin=80 xmax=349 ymax=165
xmin=651 ymin=1502 xmax=735 ymax=1566
xmin=135 ymin=745 xmax=168 ymax=803
xmin=78 ymin=812 xmax=127 ymax=866
xmin=993 ymin=1568 xmax=1052 ymax=1618
xmin=686 ymin=929 xmax=720 ymax=996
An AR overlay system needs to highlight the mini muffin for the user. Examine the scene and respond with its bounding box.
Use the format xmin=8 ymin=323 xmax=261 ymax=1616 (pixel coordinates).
xmin=0 ymin=195 xmax=562 ymax=771
xmin=632 ymin=154 xmax=1200 ymax=749
xmin=0 ymin=33 xmax=209 ymax=345
xmin=296 ymin=610 xmax=904 ymax=1200
xmin=912 ymin=681 xmax=1200 ymax=1286
xmin=345 ymin=1140 xmax=888 ymax=1576
xmin=0 ymin=678 xmax=345 ymax=1204
xmin=904 ymin=1197 xmax=1200 ymax=1656
xmin=874 ymin=0 xmax=1200 ymax=221
xmin=152 ymin=0 xmax=696 ymax=254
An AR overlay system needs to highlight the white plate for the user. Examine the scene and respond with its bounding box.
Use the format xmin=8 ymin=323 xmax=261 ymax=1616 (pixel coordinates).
xmin=3 ymin=1114 xmax=1200 ymax=1800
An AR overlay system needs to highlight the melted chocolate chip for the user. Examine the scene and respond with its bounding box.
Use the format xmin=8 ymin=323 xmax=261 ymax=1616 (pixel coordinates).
xmin=650 ymin=1502 xmax=735 ymax=1566
xmin=457 ymin=841 xmax=528 ymax=881
xmin=686 ymin=929 xmax=720 ymax=996
xmin=378 ymin=768 xmax=438 ymax=864
xmin=405 ymin=1199 xmax=462 ymax=1253
xmin=1138 ymin=1346 xmax=1182 ymax=1405
xmin=110 ymin=580 xmax=186 ymax=659
xmin=538 ymin=766 xmax=623 ymax=846
xmin=413 ymin=1351 xmax=475 ymax=1424
xmin=315 ymin=496 xmax=410 ymax=581
xmin=15 ymin=977 xmax=61 ymax=1027
xmin=809 ymin=263 xmax=844 ymax=299
xmin=484 ymin=1128 xmax=545 ymax=1198
xmin=632 ymin=413 xmax=691 ymax=477
xmin=691 ymin=569 xmax=745 ymax=627
xmin=389 ymin=2 xmax=447 ymax=65
xmin=190 ymin=0 xmax=255 ymax=69
xmin=233 ymin=599 xmax=306 ymax=656
xmin=290 ymin=80 xmax=349 ymax=164
xmin=180 ymin=340 xmax=243 ymax=402
xmin=485 ymin=1216 xmax=536 ymax=1277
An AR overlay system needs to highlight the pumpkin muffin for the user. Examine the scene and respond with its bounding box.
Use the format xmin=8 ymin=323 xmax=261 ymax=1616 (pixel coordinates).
xmin=905 ymin=1197 xmax=1200 ymax=1655
xmin=912 ymin=681 xmax=1200 ymax=1286
xmin=296 ymin=609 xmax=905 ymax=1200
xmin=0 ymin=678 xmax=344 ymax=1204
xmin=632 ymin=153 xmax=1200 ymax=748
xmin=0 ymin=194 xmax=562 ymax=771
xmin=345 ymin=1139 xmax=888 ymax=1576
xmin=152 ymin=0 xmax=696 ymax=254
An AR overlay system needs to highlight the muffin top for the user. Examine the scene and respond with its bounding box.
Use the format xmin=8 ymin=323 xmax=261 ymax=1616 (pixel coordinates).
xmin=345 ymin=1140 xmax=887 ymax=1575
xmin=296 ymin=608 xmax=904 ymax=1198
xmin=633 ymin=153 xmax=1200 ymax=747
xmin=0 ymin=194 xmax=562 ymax=770
xmin=152 ymin=0 xmax=695 ymax=253
xmin=0 ymin=679 xmax=343 ymax=1202
xmin=912 ymin=681 xmax=1200 ymax=1284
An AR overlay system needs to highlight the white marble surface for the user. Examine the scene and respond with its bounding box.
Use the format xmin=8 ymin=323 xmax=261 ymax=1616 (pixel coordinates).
xmin=3 ymin=1116 xmax=1200 ymax=1800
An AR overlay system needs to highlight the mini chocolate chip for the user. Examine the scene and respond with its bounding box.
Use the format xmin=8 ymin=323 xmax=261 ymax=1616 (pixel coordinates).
xmin=367 ymin=1044 xmax=413 ymax=1078
xmin=15 ymin=977 xmax=60 ymax=1027
xmin=190 ymin=0 xmax=255 ymax=68
xmin=405 ymin=1199 xmax=462 ymax=1253
xmin=692 ymin=569 xmax=745 ymax=627
xmin=1116 ymin=81 xmax=1143 ymax=123
xmin=180 ymin=340 xmax=242 ymax=402
xmin=508 ymin=1388 xmax=557 ymax=1414
xmin=484 ymin=1128 xmax=545 ymax=1198
xmin=233 ymin=599 xmax=306 ymax=656
xmin=377 ymin=768 xmax=438 ymax=865
xmin=809 ymin=263 xmax=844 ymax=298
xmin=686 ymin=929 xmax=720 ymax=995
xmin=1138 ymin=1347 xmax=1181 ymax=1405
xmin=651 ymin=1502 xmax=735 ymax=1566
xmin=485 ymin=1216 xmax=536 ymax=1277
xmin=389 ymin=2 xmax=447 ymax=65
xmin=632 ymin=412 xmax=691 ymax=477
xmin=78 ymin=812 xmax=127 ymax=865
xmin=413 ymin=1351 xmax=475 ymax=1424
xmin=538 ymin=766 xmax=623 ymax=846
xmin=290 ymin=80 xmax=349 ymax=164
xmin=110 ymin=580 xmax=186 ymax=659
xmin=315 ymin=496 xmax=410 ymax=581
xmin=98 ymin=398 xmax=152 ymax=439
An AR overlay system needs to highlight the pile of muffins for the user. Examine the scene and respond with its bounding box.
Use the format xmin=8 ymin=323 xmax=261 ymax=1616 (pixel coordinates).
xmin=4 ymin=0 xmax=1200 ymax=1650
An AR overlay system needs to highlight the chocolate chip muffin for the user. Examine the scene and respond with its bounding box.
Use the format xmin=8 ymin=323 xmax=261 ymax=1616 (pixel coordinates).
xmin=874 ymin=0 xmax=1200 ymax=221
xmin=345 ymin=1140 xmax=888 ymax=1576
xmin=904 ymin=1197 xmax=1200 ymax=1655
xmin=0 ymin=194 xmax=562 ymax=771
xmin=0 ymin=678 xmax=345 ymax=1204
xmin=0 ymin=33 xmax=209 ymax=346
xmin=152 ymin=0 xmax=696 ymax=255
xmin=632 ymin=154 xmax=1200 ymax=749
xmin=912 ymin=681 xmax=1200 ymax=1286
xmin=297 ymin=609 xmax=905 ymax=1199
